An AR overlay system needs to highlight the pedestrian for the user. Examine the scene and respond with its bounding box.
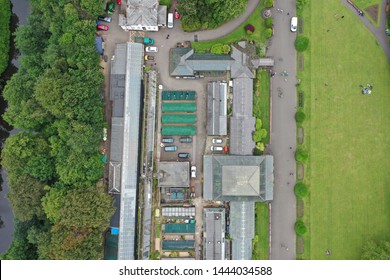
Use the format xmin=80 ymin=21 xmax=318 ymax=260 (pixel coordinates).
xmin=289 ymin=147 xmax=292 ymax=149
xmin=287 ymin=12 xmax=290 ymax=15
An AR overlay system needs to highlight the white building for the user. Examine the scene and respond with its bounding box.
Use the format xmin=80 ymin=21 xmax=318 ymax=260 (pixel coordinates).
xmin=119 ymin=0 xmax=167 ymax=31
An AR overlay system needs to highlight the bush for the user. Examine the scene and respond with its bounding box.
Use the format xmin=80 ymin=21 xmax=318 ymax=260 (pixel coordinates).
xmin=245 ymin=24 xmax=255 ymax=35
xmin=265 ymin=18 xmax=273 ymax=28
xmin=294 ymin=182 xmax=308 ymax=198
xmin=295 ymin=110 xmax=306 ymax=123
xmin=295 ymin=36 xmax=309 ymax=52
xmin=264 ymin=28 xmax=273 ymax=39
xmin=295 ymin=220 xmax=307 ymax=235
xmin=297 ymin=0 xmax=308 ymax=10
xmin=210 ymin=43 xmax=231 ymax=54
xmin=295 ymin=147 xmax=308 ymax=163
xmin=265 ymin=0 xmax=273 ymax=8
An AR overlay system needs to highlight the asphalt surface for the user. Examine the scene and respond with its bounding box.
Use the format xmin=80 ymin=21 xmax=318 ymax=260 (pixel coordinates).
xmin=341 ymin=0 xmax=390 ymax=63
xmin=266 ymin=2 xmax=297 ymax=260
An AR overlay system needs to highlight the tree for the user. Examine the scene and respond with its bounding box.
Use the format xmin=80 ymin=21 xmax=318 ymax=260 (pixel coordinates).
xmin=265 ymin=0 xmax=274 ymax=8
xmin=295 ymin=147 xmax=308 ymax=163
xmin=295 ymin=220 xmax=307 ymax=236
xmin=294 ymin=182 xmax=309 ymax=198
xmin=361 ymin=240 xmax=390 ymax=260
xmin=256 ymin=118 xmax=262 ymax=130
xmin=0 ymin=0 xmax=11 ymax=76
xmin=1 ymin=132 xmax=55 ymax=181
xmin=265 ymin=18 xmax=273 ymax=28
xmin=295 ymin=110 xmax=306 ymax=123
xmin=210 ymin=44 xmax=231 ymax=54
xmin=264 ymin=28 xmax=273 ymax=39
xmin=245 ymin=24 xmax=255 ymax=35
xmin=295 ymin=36 xmax=309 ymax=52
xmin=8 ymin=175 xmax=46 ymax=221
xmin=41 ymin=187 xmax=67 ymax=224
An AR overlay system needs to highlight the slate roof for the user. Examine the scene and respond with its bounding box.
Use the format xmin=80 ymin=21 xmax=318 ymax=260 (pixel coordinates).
xmin=125 ymin=0 xmax=158 ymax=27
xmin=207 ymin=82 xmax=227 ymax=136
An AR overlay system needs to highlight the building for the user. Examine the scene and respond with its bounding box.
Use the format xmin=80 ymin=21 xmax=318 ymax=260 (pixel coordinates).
xmin=207 ymin=81 xmax=227 ymax=136
xmin=108 ymin=42 xmax=144 ymax=260
xmin=203 ymin=155 xmax=274 ymax=260
xmin=203 ymin=208 xmax=226 ymax=260
xmin=158 ymin=162 xmax=190 ymax=203
xmin=119 ymin=0 xmax=167 ymax=31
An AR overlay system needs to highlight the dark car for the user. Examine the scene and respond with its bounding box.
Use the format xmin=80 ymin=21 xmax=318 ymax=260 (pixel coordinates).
xmin=98 ymin=16 xmax=112 ymax=23
xmin=179 ymin=136 xmax=192 ymax=143
xmin=97 ymin=24 xmax=109 ymax=31
xmin=178 ymin=153 xmax=190 ymax=159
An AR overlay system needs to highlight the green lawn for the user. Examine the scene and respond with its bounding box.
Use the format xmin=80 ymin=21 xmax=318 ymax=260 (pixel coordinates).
xmin=299 ymin=0 xmax=390 ymax=260
xmin=253 ymin=202 xmax=269 ymax=259
xmin=253 ymin=69 xmax=270 ymax=144
xmin=192 ymin=2 xmax=266 ymax=53
xmin=353 ymin=0 xmax=382 ymax=26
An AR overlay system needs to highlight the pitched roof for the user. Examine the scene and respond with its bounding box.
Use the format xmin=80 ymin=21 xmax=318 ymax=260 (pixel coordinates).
xmin=125 ymin=0 xmax=158 ymax=27
xmin=207 ymin=82 xmax=227 ymax=136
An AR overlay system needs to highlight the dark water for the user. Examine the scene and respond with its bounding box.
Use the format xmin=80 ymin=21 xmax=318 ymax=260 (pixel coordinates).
xmin=0 ymin=0 xmax=30 ymax=254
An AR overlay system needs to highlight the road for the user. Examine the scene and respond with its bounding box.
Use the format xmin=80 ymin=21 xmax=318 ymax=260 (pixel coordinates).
xmin=266 ymin=1 xmax=297 ymax=260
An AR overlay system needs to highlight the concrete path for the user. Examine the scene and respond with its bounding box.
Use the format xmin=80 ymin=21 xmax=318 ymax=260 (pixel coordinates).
xmin=266 ymin=1 xmax=297 ymax=260
xmin=341 ymin=0 xmax=390 ymax=62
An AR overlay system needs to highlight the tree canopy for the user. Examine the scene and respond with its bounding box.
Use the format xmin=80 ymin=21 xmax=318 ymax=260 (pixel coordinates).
xmin=179 ymin=0 xmax=248 ymax=31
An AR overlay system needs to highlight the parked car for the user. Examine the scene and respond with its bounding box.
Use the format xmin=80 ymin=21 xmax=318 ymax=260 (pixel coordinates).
xmin=191 ymin=166 xmax=196 ymax=178
xmin=98 ymin=16 xmax=112 ymax=23
xmin=212 ymin=138 xmax=223 ymax=144
xmin=144 ymin=55 xmax=155 ymax=61
xmin=145 ymin=46 xmax=158 ymax=52
xmin=164 ymin=145 xmax=177 ymax=152
xmin=97 ymin=24 xmax=109 ymax=31
xmin=167 ymin=12 xmax=174 ymax=28
xmin=211 ymin=146 xmax=223 ymax=151
xmin=290 ymin=17 xmax=298 ymax=32
xmin=180 ymin=136 xmax=192 ymax=143
xmin=162 ymin=137 xmax=174 ymax=143
xmin=178 ymin=153 xmax=190 ymax=159
xmin=117 ymin=0 xmax=121 ymax=5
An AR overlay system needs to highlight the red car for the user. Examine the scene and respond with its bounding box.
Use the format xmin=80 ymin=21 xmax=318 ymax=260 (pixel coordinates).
xmin=117 ymin=0 xmax=121 ymax=5
xmin=174 ymin=8 xmax=180 ymax=19
xmin=97 ymin=24 xmax=109 ymax=31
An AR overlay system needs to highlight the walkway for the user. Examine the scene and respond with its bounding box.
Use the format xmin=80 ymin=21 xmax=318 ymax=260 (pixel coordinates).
xmin=266 ymin=1 xmax=297 ymax=260
xmin=341 ymin=0 xmax=390 ymax=62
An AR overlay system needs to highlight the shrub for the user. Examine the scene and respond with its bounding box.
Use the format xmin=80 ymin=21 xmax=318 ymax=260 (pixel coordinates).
xmin=295 ymin=36 xmax=309 ymax=52
xmin=297 ymin=0 xmax=308 ymax=10
xmin=295 ymin=147 xmax=308 ymax=163
xmin=294 ymin=182 xmax=308 ymax=198
xmin=265 ymin=18 xmax=273 ymax=28
xmin=295 ymin=220 xmax=307 ymax=235
xmin=210 ymin=43 xmax=231 ymax=54
xmin=245 ymin=24 xmax=255 ymax=35
xmin=264 ymin=28 xmax=273 ymax=39
xmin=295 ymin=110 xmax=306 ymax=123
xmin=265 ymin=0 xmax=273 ymax=8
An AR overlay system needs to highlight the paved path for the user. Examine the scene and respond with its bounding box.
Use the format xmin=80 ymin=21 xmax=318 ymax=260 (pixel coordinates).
xmin=267 ymin=1 xmax=297 ymax=260
xmin=341 ymin=0 xmax=390 ymax=62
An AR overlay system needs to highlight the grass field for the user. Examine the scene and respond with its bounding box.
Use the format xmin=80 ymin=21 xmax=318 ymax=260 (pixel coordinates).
xmin=299 ymin=0 xmax=390 ymax=259
xmin=253 ymin=203 xmax=269 ymax=259
xmin=354 ymin=0 xmax=383 ymax=26
xmin=253 ymin=69 xmax=271 ymax=144
xmin=192 ymin=2 xmax=266 ymax=53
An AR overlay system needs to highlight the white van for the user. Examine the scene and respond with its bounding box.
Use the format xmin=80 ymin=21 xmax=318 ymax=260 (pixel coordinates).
xmin=167 ymin=13 xmax=174 ymax=28
xmin=291 ymin=17 xmax=298 ymax=32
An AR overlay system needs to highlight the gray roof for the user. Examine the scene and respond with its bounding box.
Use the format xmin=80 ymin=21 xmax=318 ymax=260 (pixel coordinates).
xmin=157 ymin=5 xmax=167 ymax=26
xmin=230 ymin=201 xmax=255 ymax=260
xmin=110 ymin=44 xmax=126 ymax=117
xmin=169 ymin=48 xmax=234 ymax=76
xmin=204 ymin=208 xmax=225 ymax=260
xmin=158 ymin=162 xmax=190 ymax=188
xmin=230 ymin=45 xmax=255 ymax=79
xmin=207 ymin=82 xmax=227 ymax=136
xmin=162 ymin=207 xmax=196 ymax=217
xmin=109 ymin=194 xmax=121 ymax=228
xmin=232 ymin=77 xmax=253 ymax=117
xmin=230 ymin=116 xmax=255 ymax=155
xmin=117 ymin=42 xmax=144 ymax=260
xmin=251 ymin=58 xmax=274 ymax=67
xmin=203 ymin=155 xmax=274 ymax=202
xmin=125 ymin=0 xmax=158 ymax=27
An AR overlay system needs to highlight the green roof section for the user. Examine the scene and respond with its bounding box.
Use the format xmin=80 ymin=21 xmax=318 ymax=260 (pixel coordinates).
xmin=162 ymin=114 xmax=196 ymax=124
xmin=164 ymin=223 xmax=196 ymax=233
xmin=162 ymin=126 xmax=196 ymax=136
xmin=162 ymin=240 xmax=195 ymax=251
xmin=162 ymin=91 xmax=196 ymax=100
xmin=162 ymin=102 xmax=196 ymax=113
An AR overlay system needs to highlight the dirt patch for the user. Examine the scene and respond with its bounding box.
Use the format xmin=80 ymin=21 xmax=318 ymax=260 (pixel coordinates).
xmin=298 ymin=163 xmax=304 ymax=180
xmin=298 ymin=128 xmax=304 ymax=144
xmin=365 ymin=4 xmax=379 ymax=23
xmin=298 ymin=54 xmax=304 ymax=71
xmin=297 ymin=237 xmax=304 ymax=254
xmin=297 ymin=199 xmax=304 ymax=218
